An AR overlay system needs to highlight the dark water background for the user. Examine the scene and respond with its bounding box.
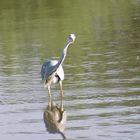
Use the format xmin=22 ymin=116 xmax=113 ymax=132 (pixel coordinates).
xmin=0 ymin=0 xmax=140 ymax=140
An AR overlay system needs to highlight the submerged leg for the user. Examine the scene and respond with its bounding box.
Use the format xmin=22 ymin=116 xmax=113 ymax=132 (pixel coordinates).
xmin=47 ymin=84 xmax=52 ymax=110
xmin=59 ymin=81 xmax=64 ymax=112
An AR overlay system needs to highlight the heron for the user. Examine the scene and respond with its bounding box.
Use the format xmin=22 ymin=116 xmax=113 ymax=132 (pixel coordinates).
xmin=41 ymin=34 xmax=76 ymax=112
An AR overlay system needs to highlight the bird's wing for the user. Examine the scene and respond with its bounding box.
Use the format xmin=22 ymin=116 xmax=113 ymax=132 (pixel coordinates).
xmin=41 ymin=60 xmax=59 ymax=81
xmin=48 ymin=60 xmax=64 ymax=81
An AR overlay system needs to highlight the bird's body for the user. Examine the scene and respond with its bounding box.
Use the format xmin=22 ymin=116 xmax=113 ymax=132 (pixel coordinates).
xmin=41 ymin=34 xmax=76 ymax=111
xmin=41 ymin=60 xmax=64 ymax=86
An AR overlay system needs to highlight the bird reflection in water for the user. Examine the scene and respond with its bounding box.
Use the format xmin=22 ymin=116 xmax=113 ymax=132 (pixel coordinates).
xmin=43 ymin=102 xmax=67 ymax=140
xmin=41 ymin=34 xmax=76 ymax=140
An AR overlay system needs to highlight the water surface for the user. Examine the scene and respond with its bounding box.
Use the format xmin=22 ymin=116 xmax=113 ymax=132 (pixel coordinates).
xmin=0 ymin=0 xmax=140 ymax=140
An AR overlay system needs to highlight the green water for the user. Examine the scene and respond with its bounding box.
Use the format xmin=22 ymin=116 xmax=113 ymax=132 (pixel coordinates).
xmin=0 ymin=0 xmax=140 ymax=140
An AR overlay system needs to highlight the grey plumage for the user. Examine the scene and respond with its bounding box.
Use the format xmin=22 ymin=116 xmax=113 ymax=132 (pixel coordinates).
xmin=41 ymin=60 xmax=64 ymax=84
xmin=41 ymin=34 xmax=76 ymax=111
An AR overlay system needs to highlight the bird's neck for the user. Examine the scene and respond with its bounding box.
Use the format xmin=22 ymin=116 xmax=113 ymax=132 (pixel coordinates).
xmin=58 ymin=42 xmax=71 ymax=66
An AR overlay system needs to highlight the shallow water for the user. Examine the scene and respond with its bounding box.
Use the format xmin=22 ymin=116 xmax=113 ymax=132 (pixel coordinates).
xmin=0 ymin=0 xmax=140 ymax=140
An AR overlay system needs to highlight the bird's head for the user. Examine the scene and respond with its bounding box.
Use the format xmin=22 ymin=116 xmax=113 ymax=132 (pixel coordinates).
xmin=67 ymin=34 xmax=76 ymax=44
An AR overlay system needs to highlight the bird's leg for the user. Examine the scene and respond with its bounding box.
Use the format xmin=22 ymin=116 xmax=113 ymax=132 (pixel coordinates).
xmin=47 ymin=84 xmax=52 ymax=110
xmin=59 ymin=81 xmax=64 ymax=112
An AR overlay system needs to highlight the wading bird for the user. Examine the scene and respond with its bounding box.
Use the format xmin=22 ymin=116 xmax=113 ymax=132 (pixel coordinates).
xmin=41 ymin=34 xmax=76 ymax=112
